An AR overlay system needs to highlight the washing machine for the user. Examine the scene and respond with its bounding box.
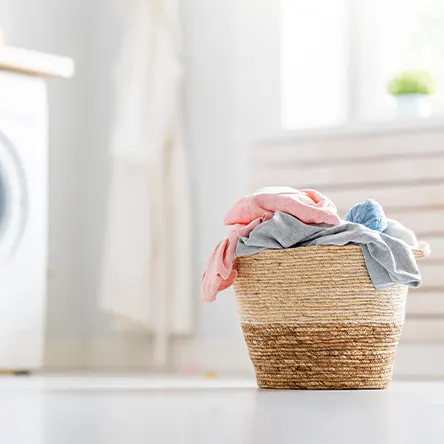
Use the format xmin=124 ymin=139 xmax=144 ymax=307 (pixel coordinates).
xmin=0 ymin=71 xmax=48 ymax=370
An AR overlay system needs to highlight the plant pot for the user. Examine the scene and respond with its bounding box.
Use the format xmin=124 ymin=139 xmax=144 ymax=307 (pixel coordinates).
xmin=394 ymin=93 xmax=431 ymax=118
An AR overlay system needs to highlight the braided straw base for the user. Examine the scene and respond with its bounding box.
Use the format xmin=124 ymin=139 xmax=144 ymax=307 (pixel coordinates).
xmin=242 ymin=323 xmax=401 ymax=389
xmin=234 ymin=246 xmax=412 ymax=390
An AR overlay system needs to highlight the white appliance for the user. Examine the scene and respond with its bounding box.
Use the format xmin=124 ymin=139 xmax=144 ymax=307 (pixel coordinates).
xmin=0 ymin=71 xmax=48 ymax=370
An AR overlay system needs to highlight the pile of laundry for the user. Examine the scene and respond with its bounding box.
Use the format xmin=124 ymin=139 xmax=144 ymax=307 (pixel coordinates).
xmin=201 ymin=186 xmax=427 ymax=302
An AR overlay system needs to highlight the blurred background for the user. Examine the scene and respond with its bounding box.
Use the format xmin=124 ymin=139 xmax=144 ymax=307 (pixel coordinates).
xmin=0 ymin=0 xmax=443 ymax=378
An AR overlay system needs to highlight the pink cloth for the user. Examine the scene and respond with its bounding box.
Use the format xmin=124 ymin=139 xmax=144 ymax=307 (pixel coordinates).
xmin=224 ymin=187 xmax=340 ymax=226
xmin=201 ymin=218 xmax=264 ymax=302
xmin=201 ymin=187 xmax=341 ymax=302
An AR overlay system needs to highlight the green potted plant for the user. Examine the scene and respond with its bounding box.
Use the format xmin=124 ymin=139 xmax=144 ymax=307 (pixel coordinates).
xmin=387 ymin=70 xmax=436 ymax=118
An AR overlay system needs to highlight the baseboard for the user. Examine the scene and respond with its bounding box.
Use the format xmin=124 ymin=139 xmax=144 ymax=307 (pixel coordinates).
xmin=394 ymin=344 xmax=444 ymax=378
xmin=45 ymin=335 xmax=254 ymax=374
xmin=45 ymin=336 xmax=444 ymax=378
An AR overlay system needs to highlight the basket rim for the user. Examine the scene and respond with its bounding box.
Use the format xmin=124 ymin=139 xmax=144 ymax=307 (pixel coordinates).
xmin=235 ymin=243 xmax=429 ymax=260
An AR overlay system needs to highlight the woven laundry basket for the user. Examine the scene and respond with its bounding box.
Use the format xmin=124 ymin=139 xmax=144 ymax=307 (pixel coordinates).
xmin=234 ymin=245 xmax=427 ymax=390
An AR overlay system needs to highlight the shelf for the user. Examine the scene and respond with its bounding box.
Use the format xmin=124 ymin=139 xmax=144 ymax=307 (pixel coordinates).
xmin=0 ymin=45 xmax=74 ymax=79
xmin=255 ymin=117 xmax=444 ymax=146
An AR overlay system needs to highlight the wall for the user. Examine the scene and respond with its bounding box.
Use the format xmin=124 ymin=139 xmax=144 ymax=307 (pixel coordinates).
xmin=181 ymin=0 xmax=281 ymax=340
xmin=0 ymin=0 xmax=281 ymax=370
xmin=85 ymin=0 xmax=281 ymax=367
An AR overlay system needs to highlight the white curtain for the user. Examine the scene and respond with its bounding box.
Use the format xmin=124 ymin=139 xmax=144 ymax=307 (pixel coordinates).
xmin=100 ymin=0 xmax=192 ymax=367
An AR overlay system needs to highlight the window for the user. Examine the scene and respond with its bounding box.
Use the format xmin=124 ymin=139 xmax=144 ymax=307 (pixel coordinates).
xmin=281 ymin=0 xmax=444 ymax=129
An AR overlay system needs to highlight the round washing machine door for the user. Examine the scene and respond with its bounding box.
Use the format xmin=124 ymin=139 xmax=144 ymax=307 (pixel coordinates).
xmin=0 ymin=130 xmax=28 ymax=261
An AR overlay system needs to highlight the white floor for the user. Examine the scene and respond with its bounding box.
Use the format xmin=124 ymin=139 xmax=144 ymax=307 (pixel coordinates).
xmin=1 ymin=376 xmax=444 ymax=444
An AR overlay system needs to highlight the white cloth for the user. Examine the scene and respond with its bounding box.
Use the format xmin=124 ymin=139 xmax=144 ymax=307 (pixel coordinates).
xmin=111 ymin=0 xmax=183 ymax=162
xmin=100 ymin=0 xmax=192 ymax=367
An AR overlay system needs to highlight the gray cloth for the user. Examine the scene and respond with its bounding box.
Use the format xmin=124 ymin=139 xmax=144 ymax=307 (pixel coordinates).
xmin=236 ymin=211 xmax=421 ymax=290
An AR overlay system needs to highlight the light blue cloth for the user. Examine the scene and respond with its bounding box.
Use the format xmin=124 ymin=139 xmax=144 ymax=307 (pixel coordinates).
xmin=236 ymin=212 xmax=421 ymax=290
xmin=345 ymin=199 xmax=387 ymax=231
xmin=383 ymin=218 xmax=417 ymax=247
